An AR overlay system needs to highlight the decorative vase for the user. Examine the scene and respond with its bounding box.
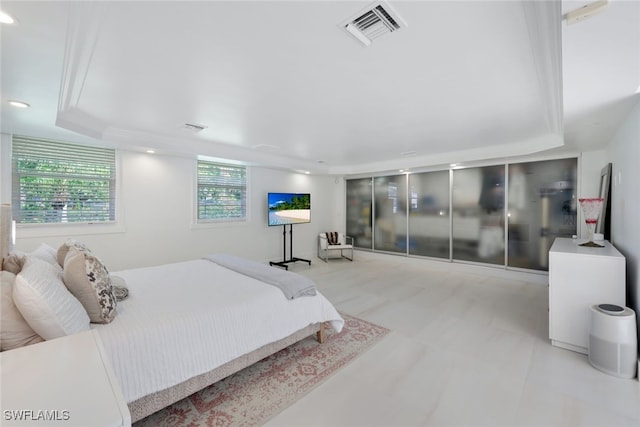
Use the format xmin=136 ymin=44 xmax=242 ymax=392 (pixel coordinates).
xmin=578 ymin=198 xmax=604 ymax=247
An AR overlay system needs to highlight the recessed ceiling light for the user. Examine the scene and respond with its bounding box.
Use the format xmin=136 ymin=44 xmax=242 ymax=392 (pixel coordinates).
xmin=450 ymin=163 xmax=457 ymax=167
xmin=252 ymin=144 xmax=280 ymax=151
xmin=564 ymin=0 xmax=609 ymax=25
xmin=8 ymin=100 xmax=30 ymax=108
xmin=0 ymin=11 xmax=15 ymax=24
xmin=146 ymin=149 xmax=156 ymax=154
xmin=181 ymin=122 xmax=207 ymax=132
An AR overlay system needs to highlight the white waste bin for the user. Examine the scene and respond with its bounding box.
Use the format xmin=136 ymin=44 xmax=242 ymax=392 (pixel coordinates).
xmin=588 ymin=304 xmax=637 ymax=379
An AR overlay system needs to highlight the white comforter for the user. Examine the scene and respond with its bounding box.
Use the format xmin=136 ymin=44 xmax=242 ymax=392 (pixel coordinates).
xmin=92 ymin=259 xmax=344 ymax=403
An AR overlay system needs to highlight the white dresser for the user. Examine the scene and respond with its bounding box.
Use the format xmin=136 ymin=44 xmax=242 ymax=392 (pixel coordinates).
xmin=548 ymin=237 xmax=626 ymax=354
xmin=0 ymin=330 xmax=131 ymax=426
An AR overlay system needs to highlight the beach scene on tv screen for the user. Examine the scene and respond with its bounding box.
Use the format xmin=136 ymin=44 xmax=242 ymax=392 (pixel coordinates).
xmin=268 ymin=193 xmax=310 ymax=225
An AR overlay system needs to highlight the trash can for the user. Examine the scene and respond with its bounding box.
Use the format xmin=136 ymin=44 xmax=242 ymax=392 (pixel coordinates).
xmin=588 ymin=304 xmax=637 ymax=379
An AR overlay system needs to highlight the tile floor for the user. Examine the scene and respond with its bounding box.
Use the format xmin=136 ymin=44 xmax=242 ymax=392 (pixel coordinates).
xmin=265 ymin=251 xmax=640 ymax=427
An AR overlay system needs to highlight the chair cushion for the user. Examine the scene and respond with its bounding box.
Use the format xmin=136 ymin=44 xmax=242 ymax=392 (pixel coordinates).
xmin=327 ymin=244 xmax=352 ymax=249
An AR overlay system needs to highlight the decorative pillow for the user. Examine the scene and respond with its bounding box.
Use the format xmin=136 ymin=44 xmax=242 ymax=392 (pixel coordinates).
xmin=110 ymin=275 xmax=129 ymax=302
xmin=1 ymin=271 xmax=45 ymax=351
xmin=2 ymin=252 xmax=25 ymax=274
xmin=326 ymin=232 xmax=339 ymax=245
xmin=63 ymin=247 xmax=117 ymax=324
xmin=28 ymin=243 xmax=61 ymax=271
xmin=13 ymin=256 xmax=90 ymax=340
xmin=57 ymin=239 xmax=92 ymax=267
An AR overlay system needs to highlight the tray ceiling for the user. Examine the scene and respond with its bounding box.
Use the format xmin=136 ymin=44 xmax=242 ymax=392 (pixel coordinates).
xmin=1 ymin=1 xmax=638 ymax=175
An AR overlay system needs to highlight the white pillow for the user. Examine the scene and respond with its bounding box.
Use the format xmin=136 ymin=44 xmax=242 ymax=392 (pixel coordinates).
xmin=13 ymin=256 xmax=90 ymax=340
xmin=28 ymin=243 xmax=61 ymax=271
xmin=1 ymin=271 xmax=44 ymax=351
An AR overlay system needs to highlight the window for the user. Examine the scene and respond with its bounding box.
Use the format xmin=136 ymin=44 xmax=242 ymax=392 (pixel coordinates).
xmin=12 ymin=136 xmax=116 ymax=224
xmin=197 ymin=160 xmax=246 ymax=222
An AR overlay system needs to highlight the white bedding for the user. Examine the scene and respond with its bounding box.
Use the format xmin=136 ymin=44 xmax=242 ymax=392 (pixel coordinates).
xmin=92 ymin=258 xmax=344 ymax=403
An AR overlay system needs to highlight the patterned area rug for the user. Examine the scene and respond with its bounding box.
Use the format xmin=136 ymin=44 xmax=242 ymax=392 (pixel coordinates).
xmin=134 ymin=314 xmax=389 ymax=427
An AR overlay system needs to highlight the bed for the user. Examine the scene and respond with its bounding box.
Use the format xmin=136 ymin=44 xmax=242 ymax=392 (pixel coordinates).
xmin=1 ymin=241 xmax=344 ymax=423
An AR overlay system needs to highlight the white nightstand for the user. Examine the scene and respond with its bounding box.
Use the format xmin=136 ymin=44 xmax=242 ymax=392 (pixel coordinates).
xmin=1 ymin=329 xmax=131 ymax=426
xmin=548 ymin=237 xmax=626 ymax=354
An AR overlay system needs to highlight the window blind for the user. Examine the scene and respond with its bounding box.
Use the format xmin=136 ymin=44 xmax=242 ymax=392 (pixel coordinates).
xmin=11 ymin=136 xmax=116 ymax=224
xmin=197 ymin=160 xmax=246 ymax=221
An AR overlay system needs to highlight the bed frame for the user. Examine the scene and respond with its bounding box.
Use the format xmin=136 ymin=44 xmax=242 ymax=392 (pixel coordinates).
xmin=129 ymin=322 xmax=325 ymax=422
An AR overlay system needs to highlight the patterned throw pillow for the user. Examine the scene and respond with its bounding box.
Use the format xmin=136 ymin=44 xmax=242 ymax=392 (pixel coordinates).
xmin=57 ymin=239 xmax=92 ymax=267
xmin=110 ymin=275 xmax=129 ymax=302
xmin=326 ymin=232 xmax=339 ymax=245
xmin=62 ymin=247 xmax=117 ymax=324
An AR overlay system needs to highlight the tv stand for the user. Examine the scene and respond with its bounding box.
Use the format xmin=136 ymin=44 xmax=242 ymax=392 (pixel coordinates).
xmin=269 ymin=224 xmax=311 ymax=270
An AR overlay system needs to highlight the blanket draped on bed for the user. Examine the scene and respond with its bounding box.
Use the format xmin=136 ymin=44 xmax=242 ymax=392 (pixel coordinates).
xmin=205 ymin=254 xmax=317 ymax=299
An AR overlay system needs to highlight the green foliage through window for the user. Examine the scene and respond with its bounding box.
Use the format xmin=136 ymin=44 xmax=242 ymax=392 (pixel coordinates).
xmin=197 ymin=160 xmax=246 ymax=221
xmin=12 ymin=136 xmax=116 ymax=224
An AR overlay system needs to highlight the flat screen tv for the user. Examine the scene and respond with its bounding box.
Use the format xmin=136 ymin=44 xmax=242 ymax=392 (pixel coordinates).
xmin=268 ymin=192 xmax=310 ymax=226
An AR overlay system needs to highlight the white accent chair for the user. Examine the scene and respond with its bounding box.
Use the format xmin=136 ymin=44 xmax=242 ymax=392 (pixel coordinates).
xmin=318 ymin=232 xmax=354 ymax=263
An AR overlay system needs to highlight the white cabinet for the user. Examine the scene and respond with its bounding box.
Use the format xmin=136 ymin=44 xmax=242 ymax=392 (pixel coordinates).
xmin=549 ymin=237 xmax=626 ymax=354
xmin=0 ymin=330 xmax=131 ymax=426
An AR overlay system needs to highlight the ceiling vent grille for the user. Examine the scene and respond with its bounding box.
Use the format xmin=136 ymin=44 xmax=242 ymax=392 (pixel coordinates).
xmin=342 ymin=1 xmax=407 ymax=46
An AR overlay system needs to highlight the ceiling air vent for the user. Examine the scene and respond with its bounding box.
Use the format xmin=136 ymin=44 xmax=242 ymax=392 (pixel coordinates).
xmin=342 ymin=1 xmax=407 ymax=47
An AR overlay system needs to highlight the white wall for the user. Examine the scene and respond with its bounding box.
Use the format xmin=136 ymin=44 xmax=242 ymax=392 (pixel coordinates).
xmin=606 ymin=97 xmax=640 ymax=354
xmin=2 ymin=129 xmax=616 ymax=271
xmin=6 ymin=147 xmax=344 ymax=271
xmin=0 ymin=134 xmax=11 ymax=205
